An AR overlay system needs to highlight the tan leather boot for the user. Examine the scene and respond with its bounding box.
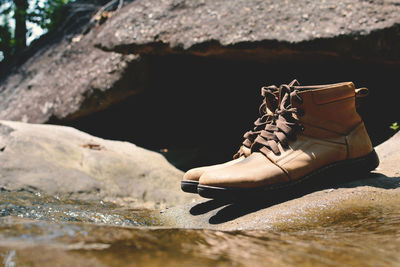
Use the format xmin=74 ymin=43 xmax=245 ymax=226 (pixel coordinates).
xmin=181 ymin=82 xmax=283 ymax=193
xmin=198 ymin=81 xmax=379 ymax=199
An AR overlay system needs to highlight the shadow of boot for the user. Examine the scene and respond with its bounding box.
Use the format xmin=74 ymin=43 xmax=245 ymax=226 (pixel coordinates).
xmin=187 ymin=171 xmax=399 ymax=225
xmin=189 ymin=199 xmax=231 ymax=215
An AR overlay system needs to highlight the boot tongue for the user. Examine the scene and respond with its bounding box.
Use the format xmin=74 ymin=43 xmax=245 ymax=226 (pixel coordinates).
xmin=277 ymin=79 xmax=300 ymax=105
xmin=278 ymin=79 xmax=299 ymax=109
xmin=260 ymin=85 xmax=279 ymax=115
xmin=278 ymin=86 xmax=292 ymax=111
xmin=276 ymin=83 xmax=299 ymax=129
xmin=261 ymin=80 xmax=299 ymax=115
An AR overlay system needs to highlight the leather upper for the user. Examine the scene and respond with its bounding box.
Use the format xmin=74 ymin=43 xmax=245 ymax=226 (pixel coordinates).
xmin=199 ymin=82 xmax=373 ymax=188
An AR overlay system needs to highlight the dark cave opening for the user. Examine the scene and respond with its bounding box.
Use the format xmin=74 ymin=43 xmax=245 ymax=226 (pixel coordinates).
xmin=56 ymin=54 xmax=399 ymax=171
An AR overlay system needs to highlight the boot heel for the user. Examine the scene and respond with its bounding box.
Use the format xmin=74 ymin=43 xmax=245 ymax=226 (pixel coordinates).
xmin=347 ymin=149 xmax=379 ymax=175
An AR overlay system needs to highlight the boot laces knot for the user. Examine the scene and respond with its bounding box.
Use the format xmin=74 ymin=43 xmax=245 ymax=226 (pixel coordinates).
xmin=252 ymin=80 xmax=304 ymax=156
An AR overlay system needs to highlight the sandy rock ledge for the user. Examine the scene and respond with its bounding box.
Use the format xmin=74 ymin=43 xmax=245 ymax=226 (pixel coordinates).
xmin=0 ymin=120 xmax=200 ymax=209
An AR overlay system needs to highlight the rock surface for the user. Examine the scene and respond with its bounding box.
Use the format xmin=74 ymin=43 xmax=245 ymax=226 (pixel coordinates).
xmin=1 ymin=0 xmax=399 ymax=171
xmin=1 ymin=0 xmax=399 ymax=125
xmin=0 ymin=120 xmax=200 ymax=209
xmin=0 ymin=2 xmax=148 ymax=123
xmin=160 ymin=131 xmax=400 ymax=230
xmin=97 ymin=0 xmax=400 ymax=62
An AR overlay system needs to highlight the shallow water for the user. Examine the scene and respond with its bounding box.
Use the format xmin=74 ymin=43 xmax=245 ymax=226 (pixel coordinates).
xmin=0 ymin=191 xmax=161 ymax=227
xmin=0 ymin=191 xmax=399 ymax=266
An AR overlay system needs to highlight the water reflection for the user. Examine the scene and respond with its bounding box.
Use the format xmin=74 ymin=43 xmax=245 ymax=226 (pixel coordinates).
xmin=0 ymin=191 xmax=399 ymax=266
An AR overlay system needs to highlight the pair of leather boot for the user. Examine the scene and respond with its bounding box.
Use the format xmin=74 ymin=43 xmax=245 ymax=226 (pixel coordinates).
xmin=181 ymin=80 xmax=379 ymax=199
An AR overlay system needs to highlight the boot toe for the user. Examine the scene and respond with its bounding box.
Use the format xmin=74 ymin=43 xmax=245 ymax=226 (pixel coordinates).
xmin=199 ymin=169 xmax=247 ymax=188
xmin=199 ymin=153 xmax=289 ymax=189
xmin=182 ymin=167 xmax=206 ymax=182
xmin=183 ymin=157 xmax=245 ymax=182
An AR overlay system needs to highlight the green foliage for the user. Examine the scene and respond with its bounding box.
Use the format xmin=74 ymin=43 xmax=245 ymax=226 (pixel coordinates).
xmin=0 ymin=6 xmax=14 ymax=60
xmin=390 ymin=122 xmax=399 ymax=131
xmin=0 ymin=19 xmax=14 ymax=59
xmin=0 ymin=0 xmax=70 ymax=62
xmin=28 ymin=0 xmax=70 ymax=32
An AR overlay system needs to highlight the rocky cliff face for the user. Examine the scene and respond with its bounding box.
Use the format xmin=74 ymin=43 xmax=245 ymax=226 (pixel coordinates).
xmin=96 ymin=0 xmax=400 ymax=62
xmin=0 ymin=0 xmax=399 ymax=170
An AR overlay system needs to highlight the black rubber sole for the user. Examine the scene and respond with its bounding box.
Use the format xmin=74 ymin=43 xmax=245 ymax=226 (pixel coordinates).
xmin=197 ymin=150 xmax=380 ymax=200
xmin=181 ymin=180 xmax=199 ymax=193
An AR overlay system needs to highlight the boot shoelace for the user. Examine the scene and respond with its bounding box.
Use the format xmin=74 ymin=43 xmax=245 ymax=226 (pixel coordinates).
xmin=252 ymin=82 xmax=304 ymax=157
xmin=233 ymin=85 xmax=279 ymax=159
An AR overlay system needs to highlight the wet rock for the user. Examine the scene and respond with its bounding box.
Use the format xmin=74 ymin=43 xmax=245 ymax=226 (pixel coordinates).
xmin=0 ymin=120 xmax=200 ymax=209
xmin=160 ymin=131 xmax=400 ymax=230
xmin=1 ymin=213 xmax=400 ymax=266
